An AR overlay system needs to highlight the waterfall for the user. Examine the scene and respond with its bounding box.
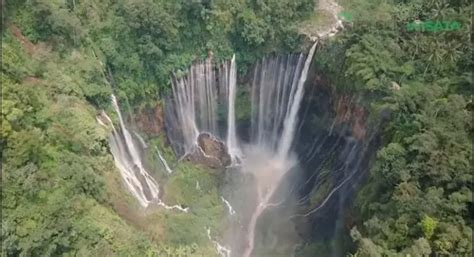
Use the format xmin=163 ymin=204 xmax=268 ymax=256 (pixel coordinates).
xmin=110 ymin=95 xmax=160 ymax=207
xmin=134 ymin=131 xmax=148 ymax=149
xmin=251 ymin=54 xmax=304 ymax=149
xmin=166 ymin=42 xmax=318 ymax=256
xmin=277 ymin=42 xmax=318 ymax=158
xmin=156 ymin=147 xmax=173 ymax=174
xmin=102 ymin=95 xmax=187 ymax=211
xmin=221 ymin=197 xmax=236 ymax=216
xmin=250 ymin=42 xmax=318 ymax=157
xmin=207 ymin=228 xmax=232 ymax=257
xmin=170 ymin=72 xmax=200 ymax=153
xmin=170 ymin=58 xmax=222 ymax=155
xmin=226 ymin=55 xmax=243 ymax=163
xmin=169 ymin=57 xmax=243 ymax=162
xmin=242 ymin=42 xmax=318 ymax=257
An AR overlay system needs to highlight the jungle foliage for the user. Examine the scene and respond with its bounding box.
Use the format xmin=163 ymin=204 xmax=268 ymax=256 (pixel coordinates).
xmin=5 ymin=0 xmax=312 ymax=106
xmin=2 ymin=0 xmax=313 ymax=256
xmin=314 ymin=0 xmax=472 ymax=255
xmin=2 ymin=32 xmax=158 ymax=256
xmin=1 ymin=0 xmax=472 ymax=256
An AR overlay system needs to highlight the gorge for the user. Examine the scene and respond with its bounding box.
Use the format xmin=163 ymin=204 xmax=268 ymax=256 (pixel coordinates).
xmin=104 ymin=39 xmax=374 ymax=256
xmin=3 ymin=0 xmax=471 ymax=256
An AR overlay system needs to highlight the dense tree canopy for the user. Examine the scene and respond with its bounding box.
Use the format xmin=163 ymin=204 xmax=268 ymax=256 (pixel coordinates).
xmin=313 ymin=0 xmax=472 ymax=255
xmin=2 ymin=0 xmax=314 ymax=256
xmin=5 ymin=0 xmax=313 ymax=105
xmin=1 ymin=0 xmax=472 ymax=256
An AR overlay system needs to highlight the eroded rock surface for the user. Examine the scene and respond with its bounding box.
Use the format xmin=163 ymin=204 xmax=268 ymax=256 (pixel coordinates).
xmin=184 ymin=133 xmax=231 ymax=169
xmin=133 ymin=104 xmax=164 ymax=136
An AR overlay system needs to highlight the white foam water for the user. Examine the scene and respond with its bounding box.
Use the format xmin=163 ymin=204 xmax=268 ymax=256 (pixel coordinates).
xmin=102 ymin=95 xmax=187 ymax=212
xmin=221 ymin=197 xmax=237 ymax=216
xmin=207 ymin=228 xmax=232 ymax=257
xmin=156 ymin=147 xmax=173 ymax=174
xmin=109 ymin=95 xmax=159 ymax=207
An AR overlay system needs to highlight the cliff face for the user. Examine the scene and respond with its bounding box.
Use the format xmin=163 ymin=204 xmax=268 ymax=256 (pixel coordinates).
xmin=133 ymin=104 xmax=165 ymax=136
xmin=334 ymin=95 xmax=367 ymax=140
xmin=306 ymin=72 xmax=368 ymax=141
xmin=291 ymin=65 xmax=377 ymax=251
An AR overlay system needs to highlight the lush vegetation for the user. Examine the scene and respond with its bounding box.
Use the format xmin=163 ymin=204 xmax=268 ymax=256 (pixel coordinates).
xmin=2 ymin=0 xmax=314 ymax=256
xmin=2 ymin=31 xmax=157 ymax=256
xmin=1 ymin=21 xmax=226 ymax=257
xmin=6 ymin=0 xmax=312 ymax=106
xmin=2 ymin=0 xmax=472 ymax=256
xmin=315 ymin=0 xmax=472 ymax=255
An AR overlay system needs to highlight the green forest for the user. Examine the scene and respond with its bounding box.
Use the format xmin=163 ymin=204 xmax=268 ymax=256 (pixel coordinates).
xmin=1 ymin=0 xmax=472 ymax=256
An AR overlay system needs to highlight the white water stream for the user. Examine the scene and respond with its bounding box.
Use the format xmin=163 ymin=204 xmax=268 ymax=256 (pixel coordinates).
xmin=207 ymin=228 xmax=232 ymax=257
xmin=133 ymin=131 xmax=148 ymax=149
xmin=100 ymin=96 xmax=187 ymax=212
xmin=277 ymin=43 xmax=318 ymax=159
xmin=221 ymin=197 xmax=236 ymax=216
xmin=110 ymin=95 xmax=160 ymax=207
xmin=226 ymin=55 xmax=243 ymax=163
xmin=156 ymin=147 xmax=173 ymax=174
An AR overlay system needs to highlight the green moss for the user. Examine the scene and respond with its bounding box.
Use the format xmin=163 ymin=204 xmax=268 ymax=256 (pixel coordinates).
xmin=235 ymin=86 xmax=252 ymax=122
xmin=164 ymin=163 xmax=224 ymax=225
xmin=137 ymin=162 xmax=225 ymax=255
xmin=309 ymin=156 xmax=337 ymax=206
xmin=309 ymin=174 xmax=333 ymax=206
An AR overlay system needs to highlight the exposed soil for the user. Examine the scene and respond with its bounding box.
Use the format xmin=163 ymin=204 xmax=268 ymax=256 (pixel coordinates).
xmin=9 ymin=24 xmax=36 ymax=54
xmin=9 ymin=24 xmax=46 ymax=85
xmin=133 ymin=104 xmax=165 ymax=136
xmin=23 ymin=76 xmax=42 ymax=85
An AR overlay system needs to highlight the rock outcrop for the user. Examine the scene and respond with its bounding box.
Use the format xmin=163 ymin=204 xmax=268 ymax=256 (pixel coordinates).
xmin=134 ymin=104 xmax=164 ymax=136
xmin=303 ymin=72 xmax=368 ymax=141
xmin=184 ymin=133 xmax=231 ymax=169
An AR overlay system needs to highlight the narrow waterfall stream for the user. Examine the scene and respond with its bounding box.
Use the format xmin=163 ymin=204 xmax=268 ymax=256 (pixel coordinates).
xmin=156 ymin=147 xmax=173 ymax=174
xmin=108 ymin=95 xmax=160 ymax=207
xmin=226 ymin=55 xmax=243 ymax=163
xmin=99 ymin=96 xmax=187 ymax=211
